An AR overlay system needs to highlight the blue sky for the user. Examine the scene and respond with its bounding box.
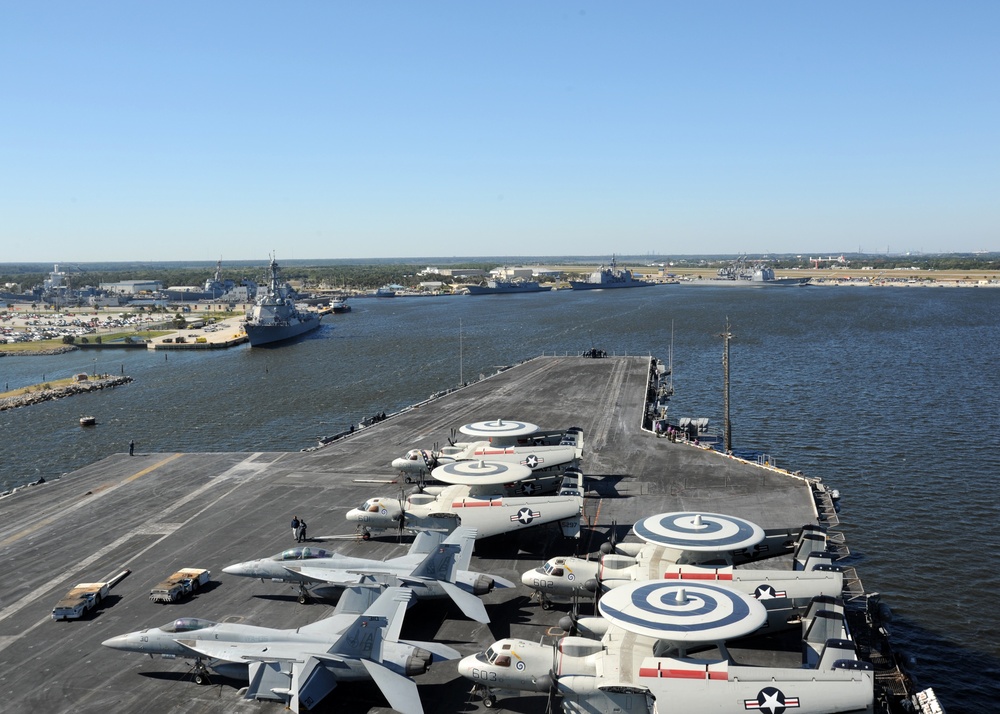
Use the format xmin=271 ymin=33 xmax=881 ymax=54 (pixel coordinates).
xmin=2 ymin=1 xmax=998 ymax=262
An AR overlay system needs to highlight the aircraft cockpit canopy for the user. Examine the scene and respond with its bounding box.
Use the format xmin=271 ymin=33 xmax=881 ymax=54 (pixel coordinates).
xmin=542 ymin=560 xmax=565 ymax=577
xmin=161 ymin=617 xmax=217 ymax=633
xmin=484 ymin=643 xmax=513 ymax=667
xmin=277 ymin=547 xmax=333 ymax=560
xmin=359 ymin=499 xmax=382 ymax=513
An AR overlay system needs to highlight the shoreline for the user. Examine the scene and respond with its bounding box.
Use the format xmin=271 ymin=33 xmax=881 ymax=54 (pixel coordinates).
xmin=0 ymin=375 xmax=133 ymax=412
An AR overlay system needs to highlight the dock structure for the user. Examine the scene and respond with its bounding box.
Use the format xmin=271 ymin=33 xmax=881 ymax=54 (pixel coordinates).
xmin=0 ymin=355 xmax=870 ymax=713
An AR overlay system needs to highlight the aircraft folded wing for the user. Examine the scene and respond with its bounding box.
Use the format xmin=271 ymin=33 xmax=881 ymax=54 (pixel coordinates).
xmin=360 ymin=659 xmax=424 ymax=714
xmin=282 ymin=565 xmax=364 ymax=585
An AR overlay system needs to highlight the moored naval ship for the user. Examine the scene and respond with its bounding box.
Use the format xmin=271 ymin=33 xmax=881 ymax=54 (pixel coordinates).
xmin=243 ymin=256 xmax=321 ymax=346
xmin=569 ymin=255 xmax=655 ymax=289
xmin=465 ymin=277 xmax=550 ymax=295
xmin=711 ymin=256 xmax=811 ymax=286
xmin=161 ymin=258 xmax=259 ymax=302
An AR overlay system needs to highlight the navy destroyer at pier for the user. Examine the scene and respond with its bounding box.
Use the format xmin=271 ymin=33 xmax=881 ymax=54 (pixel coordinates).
xmin=711 ymin=256 xmax=812 ymax=285
xmin=243 ymin=256 xmax=321 ymax=346
xmin=465 ymin=277 xmax=550 ymax=295
xmin=569 ymin=255 xmax=656 ymax=289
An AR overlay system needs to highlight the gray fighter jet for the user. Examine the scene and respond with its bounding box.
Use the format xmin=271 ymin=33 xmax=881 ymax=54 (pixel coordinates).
xmin=102 ymin=586 xmax=458 ymax=714
xmin=222 ymin=527 xmax=515 ymax=623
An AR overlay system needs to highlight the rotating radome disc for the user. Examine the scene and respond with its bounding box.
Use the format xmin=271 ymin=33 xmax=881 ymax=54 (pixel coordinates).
xmin=459 ymin=419 xmax=538 ymax=439
xmin=632 ymin=512 xmax=764 ymax=553
xmin=431 ymin=459 xmax=533 ymax=485
xmin=598 ymin=581 xmax=766 ymax=642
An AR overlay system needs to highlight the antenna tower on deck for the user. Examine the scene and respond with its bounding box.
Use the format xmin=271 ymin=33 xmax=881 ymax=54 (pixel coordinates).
xmin=720 ymin=319 xmax=733 ymax=453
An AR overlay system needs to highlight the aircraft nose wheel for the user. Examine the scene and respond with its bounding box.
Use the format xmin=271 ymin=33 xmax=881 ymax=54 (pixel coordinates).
xmin=483 ymin=694 xmax=496 ymax=708
xmin=193 ymin=671 xmax=210 ymax=686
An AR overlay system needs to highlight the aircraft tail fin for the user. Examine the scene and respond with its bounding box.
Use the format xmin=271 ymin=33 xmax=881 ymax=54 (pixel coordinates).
xmin=409 ymin=541 xmax=461 ymax=583
xmin=442 ymin=527 xmax=477 ymax=573
xmin=794 ymin=525 xmax=829 ymax=570
xmin=327 ymin=587 xmax=411 ymax=657
xmin=561 ymin=426 xmax=584 ymax=459
xmin=407 ymin=529 xmax=447 ymax=556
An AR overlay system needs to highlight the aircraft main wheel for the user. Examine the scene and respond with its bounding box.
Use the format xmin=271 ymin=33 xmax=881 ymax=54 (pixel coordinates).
xmin=194 ymin=672 xmax=209 ymax=685
xmin=483 ymin=695 xmax=496 ymax=708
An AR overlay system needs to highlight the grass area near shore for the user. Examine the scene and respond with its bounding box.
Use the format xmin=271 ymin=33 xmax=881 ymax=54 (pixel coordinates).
xmin=0 ymin=376 xmax=80 ymax=399
xmin=0 ymin=329 xmax=175 ymax=354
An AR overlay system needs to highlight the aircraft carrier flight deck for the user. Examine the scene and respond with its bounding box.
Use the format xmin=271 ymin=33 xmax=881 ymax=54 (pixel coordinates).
xmin=0 ymin=355 xmax=832 ymax=713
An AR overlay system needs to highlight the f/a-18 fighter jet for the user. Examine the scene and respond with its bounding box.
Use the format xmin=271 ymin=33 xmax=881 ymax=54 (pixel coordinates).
xmin=222 ymin=527 xmax=514 ymax=623
xmin=102 ymin=586 xmax=458 ymax=714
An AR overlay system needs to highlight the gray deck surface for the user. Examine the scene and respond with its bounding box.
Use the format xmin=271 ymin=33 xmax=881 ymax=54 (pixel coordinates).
xmin=0 ymin=355 xmax=817 ymax=713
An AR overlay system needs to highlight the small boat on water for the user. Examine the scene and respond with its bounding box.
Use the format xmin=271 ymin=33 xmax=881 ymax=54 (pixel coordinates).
xmin=79 ymin=416 xmax=96 ymax=426
xmin=374 ymin=284 xmax=402 ymax=297
xmin=243 ymin=256 xmax=322 ymax=347
xmin=329 ymin=296 xmax=351 ymax=313
xmin=569 ymin=256 xmax=655 ymax=290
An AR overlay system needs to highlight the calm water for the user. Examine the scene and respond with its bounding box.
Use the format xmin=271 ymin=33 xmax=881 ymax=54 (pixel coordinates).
xmin=2 ymin=285 xmax=998 ymax=710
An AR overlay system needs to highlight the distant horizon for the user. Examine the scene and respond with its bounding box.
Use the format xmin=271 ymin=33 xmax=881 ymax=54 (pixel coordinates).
xmin=2 ymin=250 xmax=997 ymax=274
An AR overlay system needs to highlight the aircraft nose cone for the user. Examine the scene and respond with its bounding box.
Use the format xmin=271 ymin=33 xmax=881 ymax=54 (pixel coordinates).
xmin=222 ymin=562 xmax=252 ymax=576
xmin=521 ymin=569 xmax=543 ymax=587
xmin=456 ymin=654 xmax=479 ymax=681
xmin=390 ymin=458 xmax=408 ymax=470
xmin=101 ymin=634 xmax=130 ymax=650
xmin=345 ymin=509 xmax=361 ymax=521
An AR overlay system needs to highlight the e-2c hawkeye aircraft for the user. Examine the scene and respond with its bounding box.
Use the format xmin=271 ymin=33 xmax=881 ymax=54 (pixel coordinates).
xmin=347 ymin=460 xmax=584 ymax=540
xmin=391 ymin=419 xmax=583 ymax=489
xmin=459 ymin=581 xmax=873 ymax=714
xmin=222 ymin=527 xmax=514 ymax=623
xmin=522 ymin=513 xmax=831 ymax=602
xmin=102 ymin=586 xmax=459 ymax=714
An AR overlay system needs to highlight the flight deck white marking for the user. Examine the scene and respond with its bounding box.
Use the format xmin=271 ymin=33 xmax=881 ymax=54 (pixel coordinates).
xmin=0 ymin=453 xmax=265 ymax=653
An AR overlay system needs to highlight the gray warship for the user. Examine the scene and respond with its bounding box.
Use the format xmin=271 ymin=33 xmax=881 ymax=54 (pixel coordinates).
xmin=569 ymin=255 xmax=655 ymax=289
xmin=243 ymin=256 xmax=321 ymax=347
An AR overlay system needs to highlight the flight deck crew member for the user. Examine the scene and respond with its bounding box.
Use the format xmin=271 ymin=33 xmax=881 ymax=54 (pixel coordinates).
xmin=129 ymin=439 xmax=134 ymax=456
xmin=291 ymin=516 xmax=300 ymax=540
xmin=297 ymin=519 xmax=307 ymax=542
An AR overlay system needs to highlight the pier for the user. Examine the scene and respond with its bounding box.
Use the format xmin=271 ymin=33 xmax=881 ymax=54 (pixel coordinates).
xmin=0 ymin=355 xmax=894 ymax=713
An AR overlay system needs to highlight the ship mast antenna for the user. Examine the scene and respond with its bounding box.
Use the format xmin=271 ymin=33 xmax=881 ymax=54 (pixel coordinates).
xmin=720 ymin=318 xmax=733 ymax=453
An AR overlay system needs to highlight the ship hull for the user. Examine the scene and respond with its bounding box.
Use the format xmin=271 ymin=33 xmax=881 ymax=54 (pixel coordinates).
xmin=245 ymin=316 xmax=321 ymax=347
xmin=568 ymin=281 xmax=655 ymax=290
xmin=465 ymin=283 xmax=549 ymax=295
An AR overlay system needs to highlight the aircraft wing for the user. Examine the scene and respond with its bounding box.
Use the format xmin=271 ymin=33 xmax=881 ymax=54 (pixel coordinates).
xmin=176 ymin=639 xmax=302 ymax=664
xmin=282 ymin=565 xmax=367 ymax=585
xmin=360 ymin=658 xmax=424 ymax=714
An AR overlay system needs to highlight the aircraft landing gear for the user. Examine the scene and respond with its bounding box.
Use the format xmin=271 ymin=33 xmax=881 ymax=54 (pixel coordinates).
xmin=297 ymin=585 xmax=310 ymax=605
xmin=362 ymin=529 xmax=371 ymax=541
xmin=471 ymin=684 xmax=497 ymax=708
xmin=192 ymin=658 xmax=211 ymax=685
